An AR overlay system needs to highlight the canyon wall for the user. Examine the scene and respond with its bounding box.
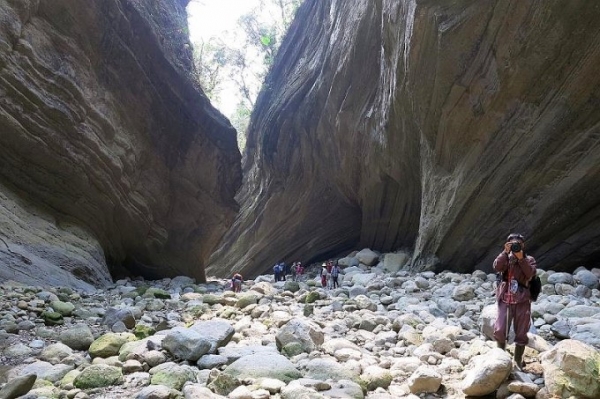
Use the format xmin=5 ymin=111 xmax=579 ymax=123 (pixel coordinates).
xmin=208 ymin=0 xmax=600 ymax=277
xmin=0 ymin=0 xmax=241 ymax=289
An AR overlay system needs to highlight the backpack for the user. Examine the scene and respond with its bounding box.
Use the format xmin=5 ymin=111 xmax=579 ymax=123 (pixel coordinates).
xmin=529 ymin=275 xmax=542 ymax=301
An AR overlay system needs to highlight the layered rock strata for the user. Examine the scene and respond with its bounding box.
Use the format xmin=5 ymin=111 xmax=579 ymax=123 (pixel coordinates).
xmin=0 ymin=0 xmax=241 ymax=288
xmin=209 ymin=0 xmax=600 ymax=277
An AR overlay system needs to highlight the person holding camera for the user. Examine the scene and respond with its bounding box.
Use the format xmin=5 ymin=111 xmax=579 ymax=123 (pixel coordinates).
xmin=493 ymin=233 xmax=537 ymax=369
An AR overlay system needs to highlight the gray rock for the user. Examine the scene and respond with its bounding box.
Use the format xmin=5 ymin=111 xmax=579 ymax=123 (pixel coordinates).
xmin=39 ymin=342 xmax=73 ymax=364
xmin=547 ymin=273 xmax=574 ymax=285
xmin=190 ymin=319 xmax=235 ymax=353
xmin=356 ymin=249 xmax=379 ymax=266
xmin=134 ymin=384 xmax=178 ymax=399
xmin=575 ymin=270 xmax=600 ymax=289
xmin=14 ymin=361 xmax=74 ymax=383
xmin=223 ymin=353 xmax=302 ymax=382
xmin=557 ymin=305 xmax=600 ymax=318
xmin=59 ymin=324 xmax=94 ymax=351
xmin=161 ymin=327 xmax=212 ymax=361
xmin=196 ymin=354 xmax=229 ymax=370
xmin=0 ymin=374 xmax=36 ymax=399
xmin=276 ymin=317 xmax=324 ymax=355
xmin=304 ymin=357 xmax=360 ymax=382
xmin=217 ymin=345 xmax=279 ymax=364
xmin=102 ymin=308 xmax=136 ymax=330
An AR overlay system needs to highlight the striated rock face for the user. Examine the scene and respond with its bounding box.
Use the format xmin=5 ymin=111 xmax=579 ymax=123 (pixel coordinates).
xmin=0 ymin=0 xmax=241 ymax=289
xmin=209 ymin=0 xmax=600 ymax=277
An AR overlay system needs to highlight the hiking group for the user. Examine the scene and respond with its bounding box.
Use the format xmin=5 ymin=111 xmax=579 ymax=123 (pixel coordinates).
xmin=273 ymin=261 xmax=304 ymax=282
xmin=320 ymin=261 xmax=340 ymax=289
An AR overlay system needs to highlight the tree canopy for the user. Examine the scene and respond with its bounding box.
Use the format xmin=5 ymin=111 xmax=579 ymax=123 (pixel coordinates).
xmin=190 ymin=0 xmax=302 ymax=150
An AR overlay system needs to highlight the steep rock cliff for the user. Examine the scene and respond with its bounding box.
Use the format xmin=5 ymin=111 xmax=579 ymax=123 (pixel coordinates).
xmin=208 ymin=0 xmax=600 ymax=277
xmin=0 ymin=0 xmax=241 ymax=289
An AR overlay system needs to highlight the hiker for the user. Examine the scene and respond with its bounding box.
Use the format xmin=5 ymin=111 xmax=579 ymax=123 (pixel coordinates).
xmin=320 ymin=263 xmax=327 ymax=288
xmin=296 ymin=262 xmax=304 ymax=281
xmin=231 ymin=273 xmax=243 ymax=293
xmin=291 ymin=262 xmax=297 ymax=281
xmin=273 ymin=263 xmax=280 ymax=282
xmin=493 ymin=233 xmax=537 ymax=369
xmin=280 ymin=262 xmax=287 ymax=281
xmin=331 ymin=263 xmax=340 ymax=288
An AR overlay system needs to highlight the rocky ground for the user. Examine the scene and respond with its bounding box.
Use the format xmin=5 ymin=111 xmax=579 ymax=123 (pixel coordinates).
xmin=1 ymin=249 xmax=600 ymax=399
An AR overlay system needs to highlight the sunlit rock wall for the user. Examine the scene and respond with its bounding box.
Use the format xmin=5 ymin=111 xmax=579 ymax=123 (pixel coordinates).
xmin=0 ymin=0 xmax=241 ymax=289
xmin=208 ymin=0 xmax=600 ymax=277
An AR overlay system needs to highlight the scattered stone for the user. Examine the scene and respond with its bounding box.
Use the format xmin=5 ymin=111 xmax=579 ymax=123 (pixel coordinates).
xmin=0 ymin=252 xmax=598 ymax=399
xmin=73 ymin=364 xmax=123 ymax=389
xmin=0 ymin=374 xmax=36 ymax=399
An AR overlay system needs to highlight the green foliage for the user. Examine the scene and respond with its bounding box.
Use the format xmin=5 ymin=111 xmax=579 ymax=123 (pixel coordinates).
xmin=190 ymin=0 xmax=303 ymax=148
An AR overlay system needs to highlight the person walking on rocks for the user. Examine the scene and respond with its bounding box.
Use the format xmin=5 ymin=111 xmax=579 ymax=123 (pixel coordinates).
xmin=331 ymin=263 xmax=340 ymax=288
xmin=320 ymin=263 xmax=328 ymax=288
xmin=493 ymin=233 xmax=537 ymax=369
xmin=231 ymin=273 xmax=243 ymax=293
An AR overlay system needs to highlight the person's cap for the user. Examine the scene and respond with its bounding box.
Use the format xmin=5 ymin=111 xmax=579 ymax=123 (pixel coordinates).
xmin=507 ymin=233 xmax=525 ymax=242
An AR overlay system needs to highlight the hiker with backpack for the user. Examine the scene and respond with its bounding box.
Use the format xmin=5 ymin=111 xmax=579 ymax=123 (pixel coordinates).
xmin=493 ymin=233 xmax=537 ymax=369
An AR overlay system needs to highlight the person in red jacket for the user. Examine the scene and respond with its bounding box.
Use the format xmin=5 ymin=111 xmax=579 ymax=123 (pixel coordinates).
xmin=493 ymin=233 xmax=537 ymax=369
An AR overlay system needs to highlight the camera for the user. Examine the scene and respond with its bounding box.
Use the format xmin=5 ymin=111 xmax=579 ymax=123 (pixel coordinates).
xmin=510 ymin=242 xmax=522 ymax=252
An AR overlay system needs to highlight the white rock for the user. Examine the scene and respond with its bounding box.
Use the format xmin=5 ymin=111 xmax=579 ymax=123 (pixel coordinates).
xmin=461 ymin=348 xmax=512 ymax=396
xmin=408 ymin=365 xmax=442 ymax=394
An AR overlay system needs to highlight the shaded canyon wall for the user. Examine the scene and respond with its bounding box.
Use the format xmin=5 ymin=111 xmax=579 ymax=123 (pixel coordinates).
xmin=0 ymin=0 xmax=241 ymax=289
xmin=208 ymin=0 xmax=600 ymax=277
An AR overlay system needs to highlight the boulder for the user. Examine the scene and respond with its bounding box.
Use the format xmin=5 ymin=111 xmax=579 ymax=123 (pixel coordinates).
xmin=190 ymin=319 xmax=235 ymax=353
xmin=540 ymin=339 xmax=600 ymax=399
xmin=0 ymin=374 xmax=36 ymax=399
xmin=223 ymin=353 xmax=302 ymax=383
xmin=59 ymin=324 xmax=95 ymax=351
xmin=356 ymin=249 xmax=379 ymax=266
xmin=161 ymin=327 xmax=212 ymax=361
xmin=73 ymin=364 xmax=123 ymax=389
xmin=275 ymin=318 xmax=324 ymax=355
xmin=462 ymin=348 xmax=512 ymax=396
xmin=408 ymin=365 xmax=442 ymax=394
xmin=381 ymin=252 xmax=410 ymax=273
